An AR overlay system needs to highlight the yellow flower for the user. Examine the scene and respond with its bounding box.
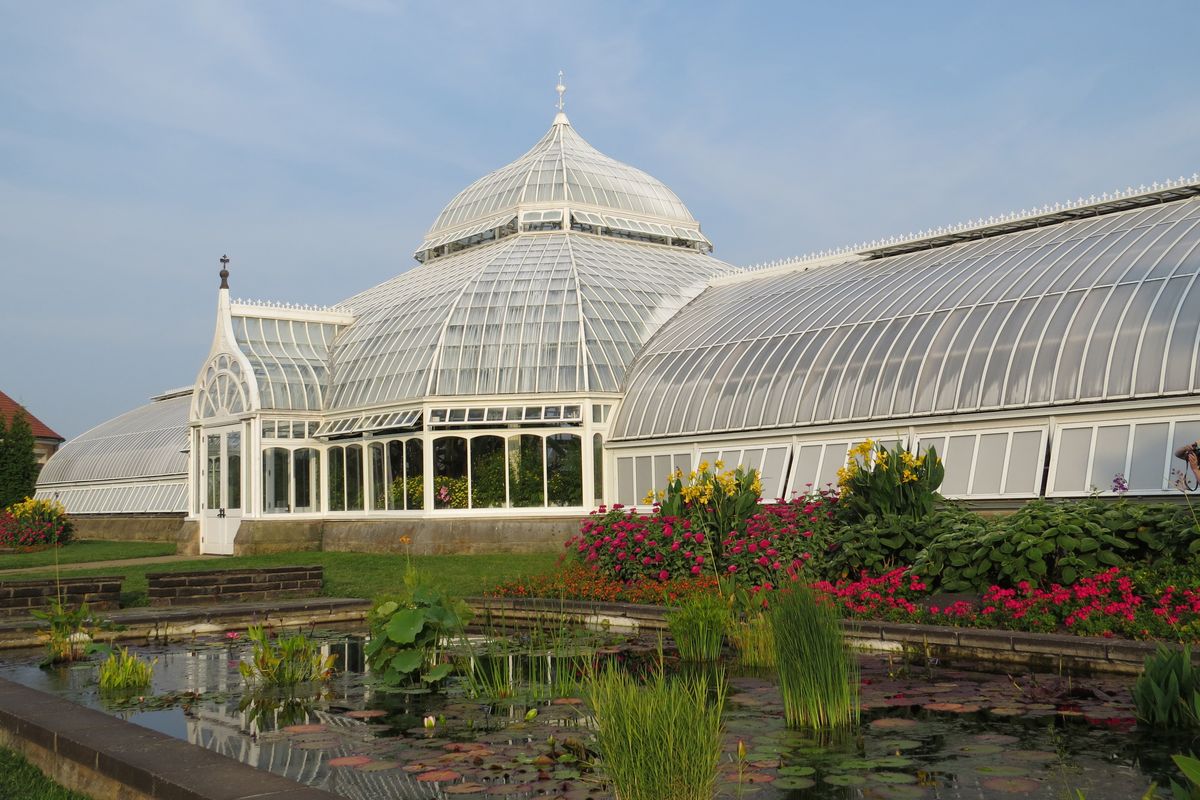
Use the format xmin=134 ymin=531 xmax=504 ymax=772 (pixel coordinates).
xmin=698 ymin=460 xmax=710 ymax=473
xmin=901 ymin=469 xmax=917 ymax=483
xmin=714 ymin=459 xmax=725 ymax=470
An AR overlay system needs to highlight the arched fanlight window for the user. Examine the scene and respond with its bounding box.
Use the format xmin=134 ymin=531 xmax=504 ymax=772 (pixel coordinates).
xmin=198 ymin=354 xmax=250 ymax=419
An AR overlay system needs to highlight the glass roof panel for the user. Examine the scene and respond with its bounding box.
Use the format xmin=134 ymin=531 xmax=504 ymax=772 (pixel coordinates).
xmin=612 ymin=196 xmax=1200 ymax=440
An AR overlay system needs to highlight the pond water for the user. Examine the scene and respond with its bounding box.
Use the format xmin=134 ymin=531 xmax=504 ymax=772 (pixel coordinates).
xmin=0 ymin=628 xmax=1193 ymax=799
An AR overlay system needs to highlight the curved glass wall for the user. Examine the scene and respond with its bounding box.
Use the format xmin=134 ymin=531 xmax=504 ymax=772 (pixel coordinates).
xmin=613 ymin=198 xmax=1200 ymax=440
xmin=232 ymin=316 xmax=339 ymax=411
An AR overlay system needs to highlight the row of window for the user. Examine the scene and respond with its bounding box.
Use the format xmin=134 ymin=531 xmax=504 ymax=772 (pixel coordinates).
xmin=258 ymin=433 xmax=603 ymax=514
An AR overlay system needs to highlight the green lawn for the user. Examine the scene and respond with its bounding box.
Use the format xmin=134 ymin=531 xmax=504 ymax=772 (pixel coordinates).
xmin=0 ymin=541 xmax=177 ymax=572
xmin=13 ymin=550 xmax=560 ymax=606
xmin=0 ymin=748 xmax=92 ymax=800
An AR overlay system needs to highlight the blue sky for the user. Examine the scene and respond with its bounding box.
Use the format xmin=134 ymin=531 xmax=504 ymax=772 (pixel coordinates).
xmin=3 ymin=1 xmax=1199 ymax=438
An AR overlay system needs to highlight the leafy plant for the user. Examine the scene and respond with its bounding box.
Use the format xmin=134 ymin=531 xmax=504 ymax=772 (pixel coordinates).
xmin=238 ymin=625 xmax=335 ymax=686
xmin=770 ymin=586 xmax=859 ymax=730
xmin=98 ymin=647 xmax=154 ymax=691
xmin=0 ymin=496 xmax=73 ymax=548
xmin=365 ymin=587 xmax=464 ymax=687
xmin=1169 ymin=754 xmax=1200 ymax=800
xmin=31 ymin=598 xmax=108 ymax=665
xmin=836 ymin=440 xmax=943 ymax=523
xmin=588 ymin=662 xmax=725 ymax=800
xmin=1134 ymin=644 xmax=1200 ymax=729
xmin=666 ymin=593 xmax=729 ymax=662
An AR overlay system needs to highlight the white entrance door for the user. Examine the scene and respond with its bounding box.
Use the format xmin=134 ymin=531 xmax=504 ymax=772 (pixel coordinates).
xmin=200 ymin=426 xmax=243 ymax=555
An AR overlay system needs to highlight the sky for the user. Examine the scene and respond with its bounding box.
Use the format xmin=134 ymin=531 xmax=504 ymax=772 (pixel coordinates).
xmin=3 ymin=1 xmax=1199 ymax=439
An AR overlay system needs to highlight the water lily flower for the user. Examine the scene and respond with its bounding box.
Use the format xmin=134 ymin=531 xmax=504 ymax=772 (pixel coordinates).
xmin=423 ymin=715 xmax=436 ymax=729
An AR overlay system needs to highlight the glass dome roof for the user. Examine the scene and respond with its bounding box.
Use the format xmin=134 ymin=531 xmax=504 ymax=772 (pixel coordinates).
xmin=422 ymin=113 xmax=700 ymax=249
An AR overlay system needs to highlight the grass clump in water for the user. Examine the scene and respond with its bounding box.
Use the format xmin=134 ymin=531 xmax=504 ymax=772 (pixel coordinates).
xmin=729 ymin=611 xmax=775 ymax=668
xmin=239 ymin=626 xmax=335 ymax=686
xmin=588 ymin=663 xmax=725 ymax=800
xmin=666 ymin=593 xmax=728 ymax=662
xmin=770 ymin=586 xmax=859 ymax=730
xmin=98 ymin=647 xmax=154 ymax=691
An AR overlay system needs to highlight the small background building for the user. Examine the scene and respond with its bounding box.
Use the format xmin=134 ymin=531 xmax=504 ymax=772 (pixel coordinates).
xmin=0 ymin=389 xmax=64 ymax=471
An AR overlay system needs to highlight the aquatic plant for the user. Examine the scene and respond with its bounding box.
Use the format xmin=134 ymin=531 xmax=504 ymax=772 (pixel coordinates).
xmin=588 ymin=663 xmax=725 ymax=800
xmin=239 ymin=626 xmax=335 ymax=686
xmin=666 ymin=593 xmax=728 ymax=662
xmin=365 ymin=587 xmax=464 ymax=687
xmin=770 ymin=586 xmax=859 ymax=730
xmin=98 ymin=647 xmax=154 ymax=691
xmin=1134 ymin=644 xmax=1200 ymax=729
xmin=728 ymin=611 xmax=775 ymax=667
xmin=31 ymin=598 xmax=106 ymax=665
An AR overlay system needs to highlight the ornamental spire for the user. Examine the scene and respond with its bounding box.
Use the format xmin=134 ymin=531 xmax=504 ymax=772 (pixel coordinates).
xmin=555 ymin=70 xmax=566 ymax=112
xmin=218 ymin=254 xmax=230 ymax=290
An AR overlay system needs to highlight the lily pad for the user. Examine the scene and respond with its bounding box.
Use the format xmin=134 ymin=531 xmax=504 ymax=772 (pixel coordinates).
xmin=774 ymin=777 xmax=816 ymax=789
xmin=824 ymin=773 xmax=868 ymax=786
xmin=329 ymin=756 xmax=372 ymax=767
xmin=878 ymin=739 xmax=924 ymax=751
xmin=980 ymin=777 xmax=1042 ymax=793
xmin=870 ymin=718 xmax=920 ymax=731
xmin=778 ymin=765 xmax=816 ymax=777
xmin=976 ymin=765 xmax=1031 ymax=777
xmin=417 ymin=768 xmax=463 ymax=782
xmin=871 ymin=771 xmax=918 ymax=784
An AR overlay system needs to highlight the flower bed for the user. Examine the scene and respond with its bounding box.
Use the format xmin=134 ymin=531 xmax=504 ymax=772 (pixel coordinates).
xmin=0 ymin=498 xmax=72 ymax=549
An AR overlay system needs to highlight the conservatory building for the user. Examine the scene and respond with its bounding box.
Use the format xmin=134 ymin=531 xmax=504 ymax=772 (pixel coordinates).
xmin=36 ymin=103 xmax=1200 ymax=555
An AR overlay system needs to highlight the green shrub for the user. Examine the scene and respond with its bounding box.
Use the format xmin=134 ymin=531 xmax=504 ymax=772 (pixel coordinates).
xmin=1134 ymin=644 xmax=1200 ymax=729
xmin=824 ymin=503 xmax=984 ymax=583
xmin=239 ymin=626 xmax=335 ymax=686
xmin=666 ymin=593 xmax=729 ymax=662
xmin=588 ymin=664 xmax=725 ymax=800
xmin=770 ymin=586 xmax=859 ymax=730
xmin=658 ymin=461 xmax=762 ymax=545
xmin=98 ymin=647 xmax=154 ymax=691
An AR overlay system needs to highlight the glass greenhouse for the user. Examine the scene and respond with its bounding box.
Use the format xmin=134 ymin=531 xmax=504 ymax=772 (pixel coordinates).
xmin=36 ymin=105 xmax=1200 ymax=553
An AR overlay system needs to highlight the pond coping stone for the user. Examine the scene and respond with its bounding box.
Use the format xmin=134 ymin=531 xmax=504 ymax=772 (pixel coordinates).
xmin=0 ymin=676 xmax=342 ymax=800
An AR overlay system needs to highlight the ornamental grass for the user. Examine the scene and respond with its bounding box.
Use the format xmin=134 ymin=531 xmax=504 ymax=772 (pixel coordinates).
xmin=728 ymin=612 xmax=776 ymax=667
xmin=588 ymin=663 xmax=725 ymax=800
xmin=770 ymin=586 xmax=859 ymax=730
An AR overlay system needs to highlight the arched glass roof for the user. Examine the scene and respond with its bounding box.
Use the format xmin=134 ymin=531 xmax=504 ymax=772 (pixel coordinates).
xmin=612 ymin=196 xmax=1200 ymax=440
xmin=232 ymin=314 xmax=340 ymax=411
xmin=38 ymin=393 xmax=190 ymax=485
xmin=330 ymin=232 xmax=736 ymax=409
xmin=423 ymin=114 xmax=699 ymax=247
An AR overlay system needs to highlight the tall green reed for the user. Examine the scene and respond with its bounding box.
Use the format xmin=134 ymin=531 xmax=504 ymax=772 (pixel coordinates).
xmin=666 ymin=593 xmax=729 ymax=662
xmin=588 ymin=662 xmax=725 ymax=800
xmin=728 ymin=612 xmax=775 ymax=668
xmin=769 ymin=586 xmax=859 ymax=730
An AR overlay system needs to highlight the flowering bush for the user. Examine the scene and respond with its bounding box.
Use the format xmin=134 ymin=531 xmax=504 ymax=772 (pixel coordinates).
xmin=811 ymin=568 xmax=927 ymax=621
xmin=720 ymin=491 xmax=838 ymax=593
xmin=655 ymin=460 xmax=762 ymax=548
xmin=0 ymin=497 xmax=72 ymax=548
xmin=486 ymin=562 xmax=719 ymax=605
xmin=836 ymin=440 xmax=943 ymax=523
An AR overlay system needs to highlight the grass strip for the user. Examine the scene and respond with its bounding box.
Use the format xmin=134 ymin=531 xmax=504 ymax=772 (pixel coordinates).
xmin=12 ymin=550 xmax=560 ymax=606
xmin=0 ymin=541 xmax=177 ymax=572
xmin=0 ymin=747 xmax=93 ymax=800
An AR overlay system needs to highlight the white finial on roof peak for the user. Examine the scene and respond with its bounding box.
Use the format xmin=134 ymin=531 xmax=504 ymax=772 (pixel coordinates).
xmin=552 ymin=70 xmax=570 ymax=126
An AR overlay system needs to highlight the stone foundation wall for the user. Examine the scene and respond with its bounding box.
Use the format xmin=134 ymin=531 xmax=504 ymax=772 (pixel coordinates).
xmin=233 ymin=519 xmax=324 ymax=555
xmin=0 ymin=576 xmax=122 ymax=617
xmin=146 ymin=566 xmax=323 ymax=606
xmin=322 ymin=516 xmax=578 ymax=555
xmin=66 ymin=514 xmax=198 ymax=554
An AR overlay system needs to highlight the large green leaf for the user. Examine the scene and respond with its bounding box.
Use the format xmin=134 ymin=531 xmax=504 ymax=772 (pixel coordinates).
xmin=423 ymin=662 xmax=453 ymax=683
xmin=390 ymin=649 xmax=424 ymax=674
xmin=386 ymin=609 xmax=427 ymax=644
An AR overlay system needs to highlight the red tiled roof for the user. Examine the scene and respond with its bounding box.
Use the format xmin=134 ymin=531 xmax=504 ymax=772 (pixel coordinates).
xmin=0 ymin=390 xmax=63 ymax=442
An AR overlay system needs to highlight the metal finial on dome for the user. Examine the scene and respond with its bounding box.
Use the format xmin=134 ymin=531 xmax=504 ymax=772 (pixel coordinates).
xmin=219 ymin=254 xmax=230 ymax=290
xmin=555 ymin=70 xmax=566 ymax=112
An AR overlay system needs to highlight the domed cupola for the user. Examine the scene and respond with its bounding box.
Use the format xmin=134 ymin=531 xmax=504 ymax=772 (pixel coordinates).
xmin=414 ymin=101 xmax=711 ymax=262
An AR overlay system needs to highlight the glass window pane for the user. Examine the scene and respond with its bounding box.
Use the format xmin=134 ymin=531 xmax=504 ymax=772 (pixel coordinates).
xmin=616 ymin=456 xmax=635 ymax=506
xmin=471 ymin=436 xmax=507 ymax=508
xmin=508 ymin=434 xmax=545 ymax=507
xmin=761 ymin=447 xmax=789 ymax=502
xmin=369 ymin=443 xmax=386 ymax=511
xmin=788 ymin=444 xmax=822 ymax=497
xmin=329 ymin=446 xmax=346 ymax=511
xmin=593 ymin=434 xmax=604 ymax=506
xmin=294 ymin=448 xmax=319 ymax=512
xmin=345 ymin=444 xmax=364 ymax=511
xmin=1053 ymin=428 xmax=1093 ymax=493
xmin=225 ymin=431 xmax=241 ymax=510
xmin=816 ymin=443 xmax=848 ymax=490
xmin=405 ymin=439 xmax=425 ymax=509
xmin=1129 ymin=423 xmax=1169 ymax=491
xmin=262 ymin=447 xmax=289 ymax=513
xmin=1091 ymin=425 xmax=1130 ymax=493
xmin=942 ymin=435 xmax=976 ymax=496
xmin=634 ymin=455 xmax=653 ymax=505
xmin=547 ymin=434 xmax=582 ymax=507
xmin=972 ymin=433 xmax=1007 ymax=494
xmin=206 ymin=434 xmax=221 ymax=509
xmin=387 ymin=440 xmax=404 ymax=510
xmin=433 ymin=437 xmax=468 ymax=509
xmin=1005 ymin=431 xmax=1043 ymax=495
